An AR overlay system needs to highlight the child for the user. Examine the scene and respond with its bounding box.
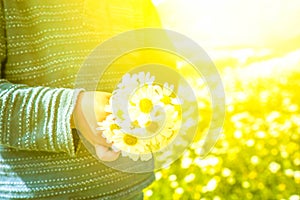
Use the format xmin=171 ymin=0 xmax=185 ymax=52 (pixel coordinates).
xmin=0 ymin=0 xmax=162 ymax=199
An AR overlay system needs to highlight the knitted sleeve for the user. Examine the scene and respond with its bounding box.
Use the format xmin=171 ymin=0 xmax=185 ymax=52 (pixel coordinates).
xmin=0 ymin=1 xmax=81 ymax=156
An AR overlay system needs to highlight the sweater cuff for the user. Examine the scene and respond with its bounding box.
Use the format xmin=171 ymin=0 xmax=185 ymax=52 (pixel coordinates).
xmin=60 ymin=88 xmax=84 ymax=156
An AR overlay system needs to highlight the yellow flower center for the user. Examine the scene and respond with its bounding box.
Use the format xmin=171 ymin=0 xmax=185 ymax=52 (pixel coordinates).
xmin=123 ymin=134 xmax=138 ymax=146
xmin=131 ymin=120 xmax=140 ymax=128
xmin=160 ymin=95 xmax=171 ymax=104
xmin=110 ymin=124 xmax=120 ymax=131
xmin=175 ymin=105 xmax=181 ymax=114
xmin=139 ymin=98 xmax=153 ymax=113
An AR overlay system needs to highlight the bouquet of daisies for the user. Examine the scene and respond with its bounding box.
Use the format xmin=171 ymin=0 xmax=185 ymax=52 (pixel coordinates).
xmin=97 ymin=72 xmax=182 ymax=161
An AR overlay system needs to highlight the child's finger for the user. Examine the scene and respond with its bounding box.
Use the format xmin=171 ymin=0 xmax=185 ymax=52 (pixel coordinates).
xmin=95 ymin=144 xmax=120 ymax=162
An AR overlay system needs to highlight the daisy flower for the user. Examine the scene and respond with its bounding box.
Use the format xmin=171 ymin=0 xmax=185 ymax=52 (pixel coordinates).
xmin=128 ymin=85 xmax=161 ymax=127
xmin=111 ymin=130 xmax=152 ymax=161
xmin=96 ymin=114 xmax=119 ymax=144
xmin=155 ymin=83 xmax=181 ymax=106
xmin=96 ymin=71 xmax=188 ymax=162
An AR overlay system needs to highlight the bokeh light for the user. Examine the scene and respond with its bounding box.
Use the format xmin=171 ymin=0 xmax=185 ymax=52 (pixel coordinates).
xmin=144 ymin=0 xmax=300 ymax=199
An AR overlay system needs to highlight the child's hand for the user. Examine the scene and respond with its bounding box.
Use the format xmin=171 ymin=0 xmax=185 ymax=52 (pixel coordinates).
xmin=72 ymin=91 xmax=120 ymax=162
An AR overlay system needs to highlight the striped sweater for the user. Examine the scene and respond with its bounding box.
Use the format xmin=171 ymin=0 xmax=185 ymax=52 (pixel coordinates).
xmin=0 ymin=0 xmax=162 ymax=199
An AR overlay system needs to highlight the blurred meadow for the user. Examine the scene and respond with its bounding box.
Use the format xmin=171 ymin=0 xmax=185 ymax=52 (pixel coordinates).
xmin=144 ymin=0 xmax=300 ymax=199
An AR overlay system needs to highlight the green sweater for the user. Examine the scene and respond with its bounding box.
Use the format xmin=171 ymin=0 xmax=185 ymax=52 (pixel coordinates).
xmin=0 ymin=0 xmax=161 ymax=199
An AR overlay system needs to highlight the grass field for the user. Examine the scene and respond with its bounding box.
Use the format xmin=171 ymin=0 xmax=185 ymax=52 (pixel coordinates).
xmin=144 ymin=48 xmax=300 ymax=200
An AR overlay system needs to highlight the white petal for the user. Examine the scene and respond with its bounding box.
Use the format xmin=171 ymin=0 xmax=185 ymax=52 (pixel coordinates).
xmin=111 ymin=145 xmax=120 ymax=152
xmin=128 ymin=153 xmax=139 ymax=161
xmin=96 ymin=127 xmax=105 ymax=131
xmin=137 ymin=114 xmax=151 ymax=126
xmin=141 ymin=153 xmax=152 ymax=161
xmin=171 ymin=97 xmax=181 ymax=105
